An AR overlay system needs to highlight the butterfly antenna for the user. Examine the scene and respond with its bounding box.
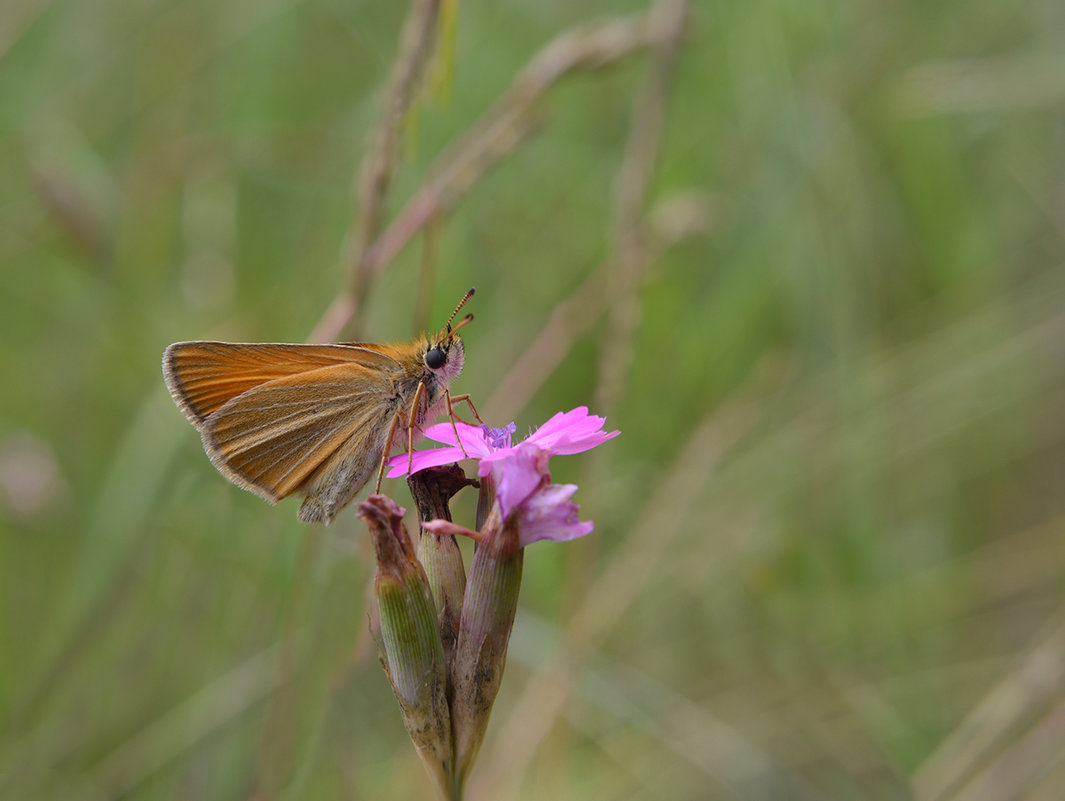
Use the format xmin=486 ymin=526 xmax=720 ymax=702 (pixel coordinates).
xmin=448 ymin=313 xmax=474 ymax=337
xmin=445 ymin=287 xmax=476 ymax=335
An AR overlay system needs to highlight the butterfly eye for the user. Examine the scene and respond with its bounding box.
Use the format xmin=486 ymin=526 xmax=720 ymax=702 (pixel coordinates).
xmin=425 ymin=347 xmax=446 ymax=369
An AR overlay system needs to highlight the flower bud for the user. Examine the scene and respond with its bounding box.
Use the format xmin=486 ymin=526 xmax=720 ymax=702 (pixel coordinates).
xmin=357 ymin=494 xmax=452 ymax=799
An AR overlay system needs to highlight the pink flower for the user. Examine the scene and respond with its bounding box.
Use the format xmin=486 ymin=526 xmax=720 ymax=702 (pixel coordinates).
xmin=392 ymin=407 xmax=620 ymax=546
xmin=387 ymin=407 xmax=618 ymax=479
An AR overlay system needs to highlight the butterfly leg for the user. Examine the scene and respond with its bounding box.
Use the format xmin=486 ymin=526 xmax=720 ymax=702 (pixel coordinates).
xmin=375 ymin=408 xmax=406 ymax=493
xmin=405 ymin=381 xmax=428 ymax=474
xmin=446 ymin=392 xmax=484 ymax=425
xmin=444 ymin=390 xmax=484 ymax=458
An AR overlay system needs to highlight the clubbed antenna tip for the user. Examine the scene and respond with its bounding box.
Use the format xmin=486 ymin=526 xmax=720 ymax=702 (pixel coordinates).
xmin=445 ymin=288 xmax=476 ymax=335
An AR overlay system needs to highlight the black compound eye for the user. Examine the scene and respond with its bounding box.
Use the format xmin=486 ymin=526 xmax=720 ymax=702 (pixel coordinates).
xmin=425 ymin=347 xmax=446 ymax=369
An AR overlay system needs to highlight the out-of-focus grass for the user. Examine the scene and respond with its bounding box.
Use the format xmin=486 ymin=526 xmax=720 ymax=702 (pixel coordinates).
xmin=2 ymin=1 xmax=1065 ymax=799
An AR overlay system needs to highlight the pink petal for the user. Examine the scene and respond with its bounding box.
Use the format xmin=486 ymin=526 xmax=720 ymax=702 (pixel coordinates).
xmin=385 ymin=446 xmax=467 ymax=478
xmin=526 ymin=407 xmax=620 ymax=455
xmin=491 ymin=443 xmax=550 ymax=519
xmin=386 ymin=419 xmax=496 ymax=478
xmin=418 ymin=420 xmax=494 ymax=455
xmin=525 ymin=407 xmax=587 ymax=446
xmin=516 ymin=483 xmax=595 ymax=545
xmin=550 ymin=425 xmax=620 ymax=455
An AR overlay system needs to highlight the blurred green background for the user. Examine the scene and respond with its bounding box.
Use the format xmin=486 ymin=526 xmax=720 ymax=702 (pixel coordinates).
xmin=3 ymin=0 xmax=1065 ymax=798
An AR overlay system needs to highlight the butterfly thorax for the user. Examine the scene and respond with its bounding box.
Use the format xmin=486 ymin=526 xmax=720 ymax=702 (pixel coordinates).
xmin=293 ymin=334 xmax=464 ymax=524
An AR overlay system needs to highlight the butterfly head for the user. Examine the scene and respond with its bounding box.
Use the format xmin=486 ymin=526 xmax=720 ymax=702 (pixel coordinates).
xmin=423 ymin=287 xmax=474 ymax=380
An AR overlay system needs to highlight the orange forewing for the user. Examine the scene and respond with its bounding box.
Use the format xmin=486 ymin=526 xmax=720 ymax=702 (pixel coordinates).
xmin=162 ymin=342 xmax=399 ymax=425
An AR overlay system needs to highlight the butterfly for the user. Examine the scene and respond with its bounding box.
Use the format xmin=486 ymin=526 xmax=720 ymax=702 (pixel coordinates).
xmin=162 ymin=289 xmax=477 ymax=524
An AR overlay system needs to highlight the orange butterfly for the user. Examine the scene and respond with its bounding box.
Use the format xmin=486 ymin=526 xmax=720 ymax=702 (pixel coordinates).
xmin=163 ymin=289 xmax=477 ymax=524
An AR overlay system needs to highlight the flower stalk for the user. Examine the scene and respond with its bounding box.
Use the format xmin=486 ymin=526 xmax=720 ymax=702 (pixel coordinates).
xmin=408 ymin=464 xmax=475 ymax=668
xmin=449 ymin=504 xmax=523 ymax=793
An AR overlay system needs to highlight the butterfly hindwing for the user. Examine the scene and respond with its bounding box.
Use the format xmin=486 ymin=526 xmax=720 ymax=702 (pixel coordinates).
xmin=197 ymin=361 xmax=397 ymax=502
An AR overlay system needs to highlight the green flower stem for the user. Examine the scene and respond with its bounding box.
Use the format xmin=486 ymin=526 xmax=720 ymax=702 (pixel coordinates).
xmin=408 ymin=465 xmax=475 ymax=667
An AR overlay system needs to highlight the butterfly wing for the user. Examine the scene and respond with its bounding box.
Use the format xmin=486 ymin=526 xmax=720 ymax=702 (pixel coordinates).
xmin=162 ymin=341 xmax=400 ymax=426
xmin=197 ymin=361 xmax=397 ymax=504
